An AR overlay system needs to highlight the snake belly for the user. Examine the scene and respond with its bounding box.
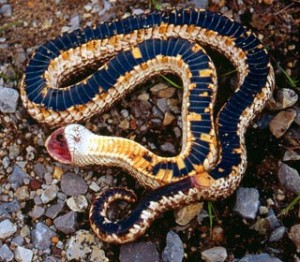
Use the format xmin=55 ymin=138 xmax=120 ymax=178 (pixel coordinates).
xmin=21 ymin=9 xmax=275 ymax=244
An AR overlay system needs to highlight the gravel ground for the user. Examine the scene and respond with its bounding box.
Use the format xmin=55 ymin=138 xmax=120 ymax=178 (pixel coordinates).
xmin=0 ymin=0 xmax=299 ymax=261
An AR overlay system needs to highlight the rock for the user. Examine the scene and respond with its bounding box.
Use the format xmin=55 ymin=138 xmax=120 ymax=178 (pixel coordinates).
xmin=41 ymin=184 xmax=59 ymax=203
xmin=269 ymin=226 xmax=286 ymax=242
xmin=283 ymin=149 xmax=300 ymax=161
xmin=54 ymin=211 xmax=77 ymax=234
xmin=277 ymin=162 xmax=300 ymax=194
xmin=14 ymin=246 xmax=33 ymax=262
xmin=162 ymin=231 xmax=184 ymax=262
xmin=212 ymin=226 xmax=225 ymax=242
xmin=0 ymin=200 xmax=21 ymax=219
xmin=0 ymin=244 xmax=14 ymax=261
xmin=0 ymin=4 xmax=12 ymax=17
xmin=60 ymin=173 xmax=88 ymax=196
xmin=160 ymin=142 xmax=177 ymax=155
xmin=31 ymin=222 xmax=56 ymax=250
xmin=89 ymin=181 xmax=101 ymax=192
xmin=33 ymin=163 xmax=47 ymax=178
xmin=8 ymin=165 xmax=30 ymax=190
xmin=45 ymin=202 xmax=64 ymax=219
xmin=234 ymin=187 xmax=260 ymax=219
xmin=66 ymin=195 xmax=88 ymax=212
xmin=14 ymin=186 xmax=30 ymax=201
xmin=266 ymin=209 xmax=281 ymax=230
xmin=197 ymin=209 xmax=209 ymax=224
xmin=151 ymin=83 xmax=169 ymax=93
xmin=175 ymin=202 xmax=203 ymax=226
xmin=120 ymin=242 xmax=159 ymax=262
xmin=29 ymin=205 xmax=45 ymax=219
xmin=157 ymin=98 xmax=168 ymax=113
xmin=0 ymin=87 xmax=19 ymax=113
xmin=53 ymin=166 xmax=64 ymax=180
xmin=158 ymin=87 xmax=176 ymax=98
xmin=277 ymin=88 xmax=298 ymax=109
xmin=163 ymin=111 xmax=175 ymax=126
xmin=269 ymin=109 xmax=296 ymax=138
xmin=69 ymin=15 xmax=80 ymax=31
xmin=201 ymin=246 xmax=227 ymax=262
xmin=65 ymin=230 xmax=108 ymax=261
xmin=239 ymin=253 xmax=283 ymax=262
xmin=0 ymin=219 xmax=17 ymax=239
xmin=289 ymin=224 xmax=300 ymax=252
xmin=11 ymin=235 xmax=24 ymax=246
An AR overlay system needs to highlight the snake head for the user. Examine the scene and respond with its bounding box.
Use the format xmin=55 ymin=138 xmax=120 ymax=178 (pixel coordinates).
xmin=45 ymin=124 xmax=91 ymax=165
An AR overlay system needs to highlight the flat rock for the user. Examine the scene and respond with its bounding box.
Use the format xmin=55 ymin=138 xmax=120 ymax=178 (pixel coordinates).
xmin=0 ymin=219 xmax=17 ymax=239
xmin=234 ymin=187 xmax=260 ymax=219
xmin=29 ymin=205 xmax=45 ymax=219
xmin=54 ymin=211 xmax=77 ymax=234
xmin=269 ymin=109 xmax=296 ymax=138
xmin=175 ymin=202 xmax=203 ymax=226
xmin=288 ymin=224 xmax=300 ymax=252
xmin=31 ymin=222 xmax=56 ymax=250
xmin=120 ymin=242 xmax=159 ymax=262
xmin=14 ymin=246 xmax=33 ymax=262
xmin=45 ymin=201 xmax=64 ymax=219
xmin=0 ymin=200 xmax=20 ymax=219
xmin=201 ymin=246 xmax=227 ymax=262
xmin=269 ymin=226 xmax=286 ymax=242
xmin=162 ymin=231 xmax=184 ymax=262
xmin=8 ymin=165 xmax=31 ymax=190
xmin=66 ymin=195 xmax=88 ymax=212
xmin=60 ymin=173 xmax=88 ymax=196
xmin=41 ymin=184 xmax=59 ymax=203
xmin=0 ymin=244 xmax=14 ymax=261
xmin=277 ymin=162 xmax=300 ymax=194
xmin=277 ymin=88 xmax=298 ymax=109
xmin=0 ymin=87 xmax=19 ymax=113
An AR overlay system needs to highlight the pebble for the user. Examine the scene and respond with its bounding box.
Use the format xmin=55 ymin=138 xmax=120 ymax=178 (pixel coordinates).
xmin=201 ymin=246 xmax=227 ymax=262
xmin=69 ymin=15 xmax=80 ymax=31
xmin=11 ymin=235 xmax=24 ymax=246
xmin=160 ymin=142 xmax=177 ymax=155
xmin=120 ymin=242 xmax=159 ymax=262
xmin=33 ymin=163 xmax=47 ymax=178
xmin=66 ymin=195 xmax=88 ymax=212
xmin=14 ymin=246 xmax=33 ymax=262
xmin=0 ymin=4 xmax=12 ymax=17
xmin=29 ymin=205 xmax=45 ymax=219
xmin=8 ymin=165 xmax=30 ymax=190
xmin=158 ymin=87 xmax=176 ymax=98
xmin=0 ymin=87 xmax=19 ymax=113
xmin=175 ymin=202 xmax=203 ymax=226
xmin=288 ymin=224 xmax=300 ymax=252
xmin=157 ymin=98 xmax=168 ymax=113
xmin=0 ymin=200 xmax=21 ymax=219
xmin=283 ymin=149 xmax=300 ymax=161
xmin=162 ymin=231 xmax=184 ymax=262
xmin=14 ymin=186 xmax=30 ymax=201
xmin=295 ymin=106 xmax=300 ymax=125
xmin=276 ymin=88 xmax=298 ymax=109
xmin=60 ymin=173 xmax=88 ymax=196
xmin=65 ymin=230 xmax=108 ymax=261
xmin=41 ymin=184 xmax=59 ymax=203
xmin=239 ymin=253 xmax=283 ymax=262
xmin=269 ymin=109 xmax=296 ymax=138
xmin=0 ymin=219 xmax=17 ymax=239
xmin=234 ymin=187 xmax=260 ymax=219
xmin=53 ymin=166 xmax=64 ymax=180
xmin=269 ymin=226 xmax=286 ymax=242
xmin=31 ymin=222 xmax=56 ymax=250
xmin=163 ymin=111 xmax=175 ymax=126
xmin=0 ymin=244 xmax=14 ymax=261
xmin=277 ymin=162 xmax=300 ymax=194
xmin=54 ymin=211 xmax=77 ymax=234
xmin=45 ymin=202 xmax=64 ymax=219
xmin=212 ymin=226 xmax=225 ymax=242
xmin=89 ymin=181 xmax=101 ymax=192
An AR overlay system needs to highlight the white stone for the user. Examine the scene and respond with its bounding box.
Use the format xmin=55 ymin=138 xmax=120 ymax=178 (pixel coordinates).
xmin=15 ymin=246 xmax=33 ymax=262
xmin=0 ymin=219 xmax=17 ymax=239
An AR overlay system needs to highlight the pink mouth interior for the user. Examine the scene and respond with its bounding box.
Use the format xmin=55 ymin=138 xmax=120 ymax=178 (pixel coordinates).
xmin=45 ymin=127 xmax=72 ymax=164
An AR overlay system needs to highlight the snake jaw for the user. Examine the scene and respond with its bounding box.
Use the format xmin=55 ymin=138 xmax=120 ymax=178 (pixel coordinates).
xmin=45 ymin=126 xmax=72 ymax=164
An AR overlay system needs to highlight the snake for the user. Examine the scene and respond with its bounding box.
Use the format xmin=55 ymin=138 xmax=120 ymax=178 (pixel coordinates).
xmin=21 ymin=9 xmax=275 ymax=244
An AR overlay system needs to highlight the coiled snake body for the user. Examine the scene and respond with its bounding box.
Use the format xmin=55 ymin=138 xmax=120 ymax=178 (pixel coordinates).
xmin=21 ymin=9 xmax=275 ymax=244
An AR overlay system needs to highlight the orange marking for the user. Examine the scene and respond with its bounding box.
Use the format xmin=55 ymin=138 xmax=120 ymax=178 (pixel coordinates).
xmin=192 ymin=44 xmax=202 ymax=53
xmin=186 ymin=25 xmax=196 ymax=34
xmin=188 ymin=83 xmax=196 ymax=90
xmin=140 ymin=63 xmax=149 ymax=70
xmin=192 ymin=172 xmax=214 ymax=187
xmin=132 ymin=47 xmax=142 ymax=59
xmin=233 ymin=148 xmax=242 ymax=154
xmin=199 ymin=91 xmax=209 ymax=97
xmin=199 ymin=69 xmax=212 ymax=77
xmin=200 ymin=133 xmax=211 ymax=143
xmin=225 ymin=37 xmax=233 ymax=46
xmin=159 ymin=23 xmax=168 ymax=34
xmin=86 ymin=41 xmax=95 ymax=51
xmin=61 ymin=51 xmax=70 ymax=60
xmin=188 ymin=112 xmax=202 ymax=121
xmin=238 ymin=51 xmax=246 ymax=59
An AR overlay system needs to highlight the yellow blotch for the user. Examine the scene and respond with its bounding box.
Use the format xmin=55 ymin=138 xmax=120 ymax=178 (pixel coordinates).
xmin=188 ymin=112 xmax=202 ymax=121
xmin=177 ymin=157 xmax=186 ymax=170
xmin=186 ymin=25 xmax=196 ymax=34
xmin=140 ymin=63 xmax=149 ymax=70
xmin=238 ymin=51 xmax=246 ymax=59
xmin=199 ymin=91 xmax=209 ymax=97
xmin=218 ymin=167 xmax=225 ymax=173
xmin=61 ymin=51 xmax=70 ymax=60
xmin=200 ymin=133 xmax=211 ymax=143
xmin=193 ymin=172 xmax=214 ymax=187
xmin=188 ymin=83 xmax=196 ymax=90
xmin=132 ymin=47 xmax=142 ymax=59
xmin=41 ymin=108 xmax=51 ymax=118
xmin=199 ymin=69 xmax=212 ymax=77
xmin=86 ymin=41 xmax=95 ymax=51
xmin=159 ymin=23 xmax=168 ymax=34
xmin=225 ymin=37 xmax=233 ymax=46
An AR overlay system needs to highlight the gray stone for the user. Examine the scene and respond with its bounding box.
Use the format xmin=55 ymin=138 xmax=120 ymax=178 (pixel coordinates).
xmin=269 ymin=109 xmax=296 ymax=138
xmin=31 ymin=222 xmax=56 ymax=250
xmin=41 ymin=184 xmax=59 ymax=203
xmin=277 ymin=88 xmax=298 ymax=109
xmin=162 ymin=231 xmax=184 ymax=262
xmin=201 ymin=246 xmax=227 ymax=262
xmin=269 ymin=226 xmax=286 ymax=242
xmin=0 ymin=4 xmax=12 ymax=17
xmin=44 ymin=256 xmax=60 ymax=262
xmin=160 ymin=142 xmax=177 ymax=155
xmin=0 ymin=200 xmax=20 ymax=219
xmin=14 ymin=246 xmax=33 ymax=262
xmin=60 ymin=173 xmax=88 ymax=196
xmin=66 ymin=195 xmax=88 ymax=212
xmin=45 ymin=201 xmax=64 ymax=219
xmin=0 ymin=219 xmax=17 ymax=239
xmin=29 ymin=205 xmax=45 ymax=219
xmin=234 ymin=187 xmax=260 ymax=219
xmin=70 ymin=15 xmax=80 ymax=31
xmin=239 ymin=253 xmax=283 ymax=262
xmin=277 ymin=162 xmax=300 ymax=194
xmin=33 ymin=163 xmax=47 ymax=178
xmin=266 ymin=209 xmax=280 ymax=230
xmin=54 ymin=211 xmax=77 ymax=234
xmin=157 ymin=98 xmax=168 ymax=113
xmin=11 ymin=235 xmax=24 ymax=246
xmin=120 ymin=242 xmax=159 ymax=262
xmin=8 ymin=165 xmax=30 ymax=190
xmin=0 ymin=87 xmax=19 ymax=113
xmin=0 ymin=244 xmax=14 ymax=261
xmin=289 ymin=224 xmax=300 ymax=252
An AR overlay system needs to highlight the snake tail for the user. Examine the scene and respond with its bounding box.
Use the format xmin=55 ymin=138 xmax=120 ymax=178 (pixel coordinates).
xmin=89 ymin=175 xmax=208 ymax=244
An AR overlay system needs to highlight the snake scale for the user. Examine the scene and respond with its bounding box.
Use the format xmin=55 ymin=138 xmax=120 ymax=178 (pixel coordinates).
xmin=21 ymin=9 xmax=275 ymax=244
